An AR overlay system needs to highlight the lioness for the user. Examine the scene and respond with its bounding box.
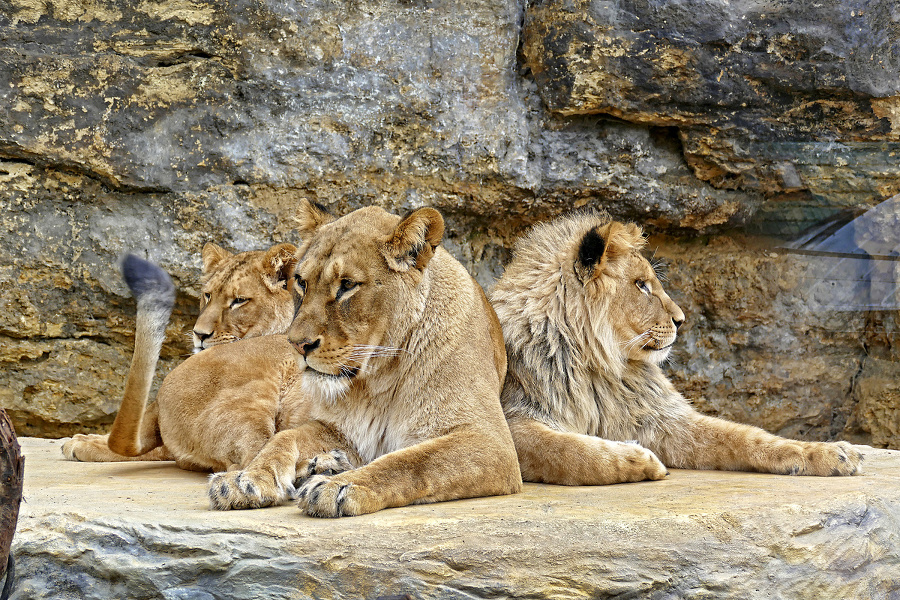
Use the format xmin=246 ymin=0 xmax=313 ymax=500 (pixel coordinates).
xmin=207 ymin=200 xmax=522 ymax=516
xmin=193 ymin=242 xmax=298 ymax=352
xmin=490 ymin=210 xmax=862 ymax=485
xmin=62 ymin=243 xmax=302 ymax=468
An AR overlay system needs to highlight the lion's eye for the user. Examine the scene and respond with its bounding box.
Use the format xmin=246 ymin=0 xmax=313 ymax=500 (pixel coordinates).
xmin=203 ymin=292 xmax=211 ymax=303
xmin=294 ymin=275 xmax=307 ymax=295
xmin=230 ymin=297 xmax=249 ymax=309
xmin=337 ymin=279 xmax=358 ymax=300
xmin=635 ymin=279 xmax=651 ymax=295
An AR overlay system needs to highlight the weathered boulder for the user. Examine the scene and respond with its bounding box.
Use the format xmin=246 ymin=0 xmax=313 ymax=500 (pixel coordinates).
xmin=10 ymin=438 xmax=900 ymax=599
xmin=523 ymin=0 xmax=900 ymax=202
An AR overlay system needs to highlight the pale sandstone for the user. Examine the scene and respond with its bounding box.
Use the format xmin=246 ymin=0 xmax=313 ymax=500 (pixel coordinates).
xmin=8 ymin=438 xmax=900 ymax=599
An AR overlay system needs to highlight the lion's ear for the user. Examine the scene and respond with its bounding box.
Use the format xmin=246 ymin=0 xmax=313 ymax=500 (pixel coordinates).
xmin=201 ymin=243 xmax=232 ymax=275
xmin=294 ymin=199 xmax=335 ymax=237
xmin=383 ymin=207 xmax=445 ymax=272
xmin=575 ymin=222 xmax=645 ymax=282
xmin=262 ymin=243 xmax=298 ymax=291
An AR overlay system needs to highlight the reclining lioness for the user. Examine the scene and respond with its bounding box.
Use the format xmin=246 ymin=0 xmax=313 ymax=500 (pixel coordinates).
xmin=207 ymin=200 xmax=522 ymax=516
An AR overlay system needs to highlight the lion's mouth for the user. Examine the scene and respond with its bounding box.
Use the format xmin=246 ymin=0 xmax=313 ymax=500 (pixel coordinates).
xmin=306 ymin=365 xmax=360 ymax=380
xmin=642 ymin=340 xmax=675 ymax=352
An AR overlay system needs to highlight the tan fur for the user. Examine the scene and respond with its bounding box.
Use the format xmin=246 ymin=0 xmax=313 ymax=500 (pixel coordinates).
xmin=62 ymin=244 xmax=305 ymax=470
xmin=490 ymin=210 xmax=862 ymax=485
xmin=208 ymin=201 xmax=522 ymax=517
xmin=193 ymin=242 xmax=297 ymax=352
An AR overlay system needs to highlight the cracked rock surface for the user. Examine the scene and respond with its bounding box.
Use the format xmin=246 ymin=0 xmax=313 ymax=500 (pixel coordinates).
xmin=10 ymin=438 xmax=900 ymax=599
xmin=1 ymin=0 xmax=898 ymax=446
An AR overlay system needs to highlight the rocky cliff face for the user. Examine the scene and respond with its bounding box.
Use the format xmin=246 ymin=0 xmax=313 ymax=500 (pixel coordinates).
xmin=1 ymin=0 xmax=898 ymax=447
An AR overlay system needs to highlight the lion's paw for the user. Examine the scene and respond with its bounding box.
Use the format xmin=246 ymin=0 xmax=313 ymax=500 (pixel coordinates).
xmin=793 ymin=441 xmax=862 ymax=477
xmin=616 ymin=441 xmax=669 ymax=482
xmin=61 ymin=434 xmax=109 ymax=461
xmin=208 ymin=469 xmax=292 ymax=510
xmin=296 ymin=475 xmax=377 ymax=518
xmin=297 ymin=449 xmax=354 ymax=482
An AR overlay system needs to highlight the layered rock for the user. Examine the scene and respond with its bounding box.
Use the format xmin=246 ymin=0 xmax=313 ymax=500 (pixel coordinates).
xmin=10 ymin=438 xmax=900 ymax=599
xmin=1 ymin=0 xmax=897 ymax=447
xmin=523 ymin=0 xmax=900 ymax=204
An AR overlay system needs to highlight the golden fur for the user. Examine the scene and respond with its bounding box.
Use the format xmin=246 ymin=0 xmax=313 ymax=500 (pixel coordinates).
xmin=490 ymin=210 xmax=862 ymax=485
xmin=208 ymin=201 xmax=521 ymax=517
xmin=193 ymin=242 xmax=297 ymax=351
xmin=61 ymin=244 xmax=304 ymax=470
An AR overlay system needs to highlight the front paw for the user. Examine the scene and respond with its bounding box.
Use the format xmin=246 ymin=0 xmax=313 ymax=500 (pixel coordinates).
xmin=297 ymin=449 xmax=354 ymax=482
xmin=208 ymin=469 xmax=293 ymax=510
xmin=795 ymin=441 xmax=862 ymax=476
xmin=616 ymin=441 xmax=669 ymax=482
xmin=296 ymin=474 xmax=377 ymax=518
xmin=61 ymin=433 xmax=109 ymax=461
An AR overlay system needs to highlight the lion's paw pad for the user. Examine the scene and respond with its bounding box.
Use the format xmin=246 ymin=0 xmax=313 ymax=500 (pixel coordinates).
xmin=296 ymin=475 xmax=367 ymax=518
xmin=208 ymin=470 xmax=290 ymax=510
xmin=61 ymin=434 xmax=109 ymax=461
xmin=299 ymin=449 xmax=355 ymax=481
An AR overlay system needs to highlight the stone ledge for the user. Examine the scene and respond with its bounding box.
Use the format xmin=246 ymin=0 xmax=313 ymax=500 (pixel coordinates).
xmin=10 ymin=438 xmax=900 ymax=599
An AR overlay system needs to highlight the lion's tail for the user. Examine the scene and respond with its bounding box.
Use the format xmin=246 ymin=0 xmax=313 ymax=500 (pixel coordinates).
xmin=106 ymin=255 xmax=175 ymax=456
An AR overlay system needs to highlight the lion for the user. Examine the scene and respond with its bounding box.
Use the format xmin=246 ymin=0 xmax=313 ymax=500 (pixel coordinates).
xmin=207 ymin=200 xmax=522 ymax=517
xmin=61 ymin=242 xmax=302 ymax=469
xmin=192 ymin=242 xmax=298 ymax=352
xmin=489 ymin=210 xmax=862 ymax=485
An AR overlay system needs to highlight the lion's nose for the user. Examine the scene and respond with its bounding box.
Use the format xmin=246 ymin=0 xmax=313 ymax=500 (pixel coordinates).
xmin=672 ymin=317 xmax=684 ymax=330
xmin=292 ymin=338 xmax=321 ymax=356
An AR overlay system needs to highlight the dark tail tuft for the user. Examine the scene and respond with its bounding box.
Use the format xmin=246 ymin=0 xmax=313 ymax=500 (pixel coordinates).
xmin=121 ymin=254 xmax=176 ymax=310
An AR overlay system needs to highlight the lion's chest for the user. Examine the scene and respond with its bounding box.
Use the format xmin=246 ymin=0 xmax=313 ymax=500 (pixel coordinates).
xmin=318 ymin=397 xmax=413 ymax=464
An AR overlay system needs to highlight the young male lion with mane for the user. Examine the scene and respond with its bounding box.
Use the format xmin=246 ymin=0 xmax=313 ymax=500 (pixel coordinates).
xmin=490 ymin=210 xmax=862 ymax=485
xmin=207 ymin=200 xmax=522 ymax=516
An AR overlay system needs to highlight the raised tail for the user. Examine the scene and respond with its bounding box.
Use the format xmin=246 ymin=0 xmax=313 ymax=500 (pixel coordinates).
xmin=106 ymin=255 xmax=176 ymax=456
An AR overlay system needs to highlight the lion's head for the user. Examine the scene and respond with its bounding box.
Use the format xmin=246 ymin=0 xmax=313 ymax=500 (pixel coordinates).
xmin=492 ymin=210 xmax=684 ymax=369
xmin=285 ymin=200 xmax=445 ymax=402
xmin=192 ymin=242 xmax=298 ymax=352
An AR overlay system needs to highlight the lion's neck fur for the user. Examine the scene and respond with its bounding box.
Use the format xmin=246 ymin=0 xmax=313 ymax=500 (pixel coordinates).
xmin=492 ymin=212 xmax=693 ymax=448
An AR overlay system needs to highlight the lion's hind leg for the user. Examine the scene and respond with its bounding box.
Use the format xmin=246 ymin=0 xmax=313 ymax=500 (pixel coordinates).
xmin=507 ymin=417 xmax=668 ymax=485
xmin=653 ymin=413 xmax=862 ymax=476
xmin=62 ymin=434 xmax=173 ymax=462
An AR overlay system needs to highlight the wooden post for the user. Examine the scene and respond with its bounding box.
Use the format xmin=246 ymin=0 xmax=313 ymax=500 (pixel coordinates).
xmin=0 ymin=410 xmax=24 ymax=598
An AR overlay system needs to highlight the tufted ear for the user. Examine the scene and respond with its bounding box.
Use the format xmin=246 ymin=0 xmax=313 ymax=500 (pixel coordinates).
xmin=261 ymin=243 xmax=298 ymax=292
xmin=382 ymin=207 xmax=445 ymax=272
xmin=294 ymin=199 xmax=335 ymax=238
xmin=575 ymin=222 xmax=645 ymax=282
xmin=201 ymin=243 xmax=233 ymax=275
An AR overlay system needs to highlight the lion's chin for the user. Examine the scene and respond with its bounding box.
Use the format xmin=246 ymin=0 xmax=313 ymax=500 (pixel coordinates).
xmin=300 ymin=369 xmax=353 ymax=404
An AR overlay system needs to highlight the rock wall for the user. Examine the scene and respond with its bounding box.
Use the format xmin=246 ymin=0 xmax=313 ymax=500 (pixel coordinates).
xmin=1 ymin=0 xmax=898 ymax=446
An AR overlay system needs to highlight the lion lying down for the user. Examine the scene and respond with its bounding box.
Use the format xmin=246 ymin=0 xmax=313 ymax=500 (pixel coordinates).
xmin=205 ymin=201 xmax=522 ymax=516
xmin=61 ymin=242 xmax=300 ymax=468
xmin=490 ymin=210 xmax=861 ymax=484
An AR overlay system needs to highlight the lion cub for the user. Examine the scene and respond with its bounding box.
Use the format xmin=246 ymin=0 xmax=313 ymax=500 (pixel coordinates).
xmin=62 ymin=243 xmax=302 ymax=469
xmin=208 ymin=200 xmax=522 ymax=516
xmin=490 ymin=210 xmax=861 ymax=485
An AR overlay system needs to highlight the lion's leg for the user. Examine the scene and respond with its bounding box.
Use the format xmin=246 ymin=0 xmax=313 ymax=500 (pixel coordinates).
xmin=208 ymin=421 xmax=354 ymax=510
xmin=295 ymin=427 xmax=523 ymax=518
xmin=651 ymin=413 xmax=861 ymax=476
xmin=62 ymin=433 xmax=174 ymax=462
xmin=505 ymin=417 xmax=668 ymax=486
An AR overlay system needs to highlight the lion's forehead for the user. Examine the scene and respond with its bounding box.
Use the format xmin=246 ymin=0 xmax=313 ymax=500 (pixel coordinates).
xmin=204 ymin=256 xmax=266 ymax=294
xmin=299 ymin=233 xmax=385 ymax=282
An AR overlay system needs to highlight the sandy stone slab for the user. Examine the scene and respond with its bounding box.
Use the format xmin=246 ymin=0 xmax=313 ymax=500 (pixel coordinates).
xmin=9 ymin=438 xmax=900 ymax=599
